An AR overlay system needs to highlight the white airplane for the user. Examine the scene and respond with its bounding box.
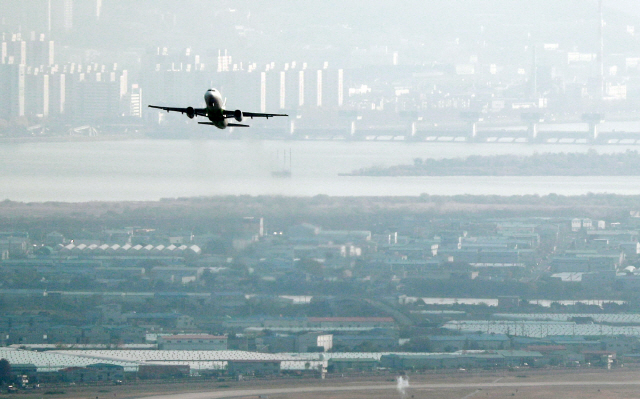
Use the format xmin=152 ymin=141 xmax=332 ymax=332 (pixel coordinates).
xmin=149 ymin=88 xmax=288 ymax=129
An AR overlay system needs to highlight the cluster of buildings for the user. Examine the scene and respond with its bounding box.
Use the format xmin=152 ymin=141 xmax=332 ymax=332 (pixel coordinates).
xmin=0 ymin=24 xmax=347 ymax=132
xmin=2 ymin=212 xmax=640 ymax=383
xmin=549 ymin=218 xmax=640 ymax=290
xmin=3 ymin=211 xmax=640 ymax=302
xmin=0 ymin=32 xmax=137 ymax=122
xmin=4 ymin=211 xmax=640 ymax=295
xmin=1 ymin=331 xmax=639 ymax=384
xmin=143 ymin=49 xmax=346 ymax=116
xmin=2 ymin=2 xmax=640 ymax=139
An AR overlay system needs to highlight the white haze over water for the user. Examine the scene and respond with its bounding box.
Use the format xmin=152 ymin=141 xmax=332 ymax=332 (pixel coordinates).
xmin=3 ymin=141 xmax=640 ymax=202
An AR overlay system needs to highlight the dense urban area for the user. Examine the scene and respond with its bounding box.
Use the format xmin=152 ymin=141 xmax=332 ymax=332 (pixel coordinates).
xmin=1 ymin=1 xmax=640 ymax=141
xmin=0 ymin=196 xmax=638 ymax=388
xmin=4 ymin=0 xmax=640 ymax=396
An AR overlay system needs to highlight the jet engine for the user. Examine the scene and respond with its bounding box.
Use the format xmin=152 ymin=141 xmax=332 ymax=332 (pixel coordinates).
xmin=234 ymin=109 xmax=243 ymax=122
xmin=186 ymin=107 xmax=195 ymax=119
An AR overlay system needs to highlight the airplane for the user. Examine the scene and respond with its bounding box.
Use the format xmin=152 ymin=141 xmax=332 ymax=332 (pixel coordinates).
xmin=148 ymin=88 xmax=288 ymax=129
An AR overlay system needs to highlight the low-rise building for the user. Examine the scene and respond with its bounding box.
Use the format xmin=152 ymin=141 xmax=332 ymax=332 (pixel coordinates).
xmin=228 ymin=316 xmax=397 ymax=332
xmin=525 ymin=345 xmax=570 ymax=365
xmin=59 ymin=363 xmax=124 ymax=383
xmin=549 ymin=336 xmax=601 ymax=352
xmin=380 ymin=354 xmax=471 ymax=370
xmin=255 ymin=335 xmax=296 ymax=352
xmin=158 ymin=334 xmax=227 ymax=350
xmin=85 ymin=363 xmax=124 ymax=382
xmin=307 ymin=317 xmax=396 ymax=331
xmin=295 ymin=332 xmax=333 ymax=352
xmin=138 ymin=364 xmax=190 ymax=379
xmin=333 ymin=334 xmax=398 ymax=351
xmin=124 ymin=313 xmax=195 ymax=329
xmin=227 ymin=360 xmax=281 ymax=375
xmin=495 ymin=350 xmax=544 ymax=367
xmin=328 ymin=358 xmax=379 ymax=372
xmin=9 ymin=363 xmax=38 ymax=384
xmin=582 ymin=351 xmax=616 ymax=367
xmin=601 ymin=336 xmax=639 ymax=355
xmin=428 ymin=334 xmax=511 ymax=352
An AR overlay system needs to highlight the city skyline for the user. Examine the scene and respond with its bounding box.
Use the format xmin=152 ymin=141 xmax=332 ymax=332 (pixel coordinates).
xmin=1 ymin=1 xmax=640 ymax=140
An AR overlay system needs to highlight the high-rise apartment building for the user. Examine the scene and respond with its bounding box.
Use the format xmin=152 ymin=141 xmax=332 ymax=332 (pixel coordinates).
xmin=63 ymin=0 xmax=73 ymax=31
xmin=71 ymin=71 xmax=120 ymax=120
xmin=129 ymin=84 xmax=142 ymax=117
xmin=217 ymin=50 xmax=232 ymax=72
xmin=0 ymin=64 xmax=26 ymax=119
xmin=48 ymin=71 xmax=66 ymax=115
xmin=27 ymin=34 xmax=54 ymax=67
xmin=24 ymin=67 xmax=50 ymax=117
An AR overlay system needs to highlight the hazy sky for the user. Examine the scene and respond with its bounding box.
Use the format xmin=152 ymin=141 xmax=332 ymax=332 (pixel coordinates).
xmin=609 ymin=0 xmax=640 ymax=16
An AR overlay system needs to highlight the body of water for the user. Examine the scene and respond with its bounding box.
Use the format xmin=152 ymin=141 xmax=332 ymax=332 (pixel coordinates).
xmin=3 ymin=139 xmax=640 ymax=202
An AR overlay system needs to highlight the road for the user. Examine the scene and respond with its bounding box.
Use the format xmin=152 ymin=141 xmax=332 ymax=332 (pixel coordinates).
xmin=136 ymin=379 xmax=640 ymax=399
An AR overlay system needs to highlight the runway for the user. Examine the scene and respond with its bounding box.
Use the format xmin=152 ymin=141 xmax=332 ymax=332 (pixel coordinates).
xmin=136 ymin=379 xmax=640 ymax=399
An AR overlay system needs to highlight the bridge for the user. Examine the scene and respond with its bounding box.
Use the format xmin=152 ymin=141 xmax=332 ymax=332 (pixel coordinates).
xmin=235 ymin=113 xmax=640 ymax=144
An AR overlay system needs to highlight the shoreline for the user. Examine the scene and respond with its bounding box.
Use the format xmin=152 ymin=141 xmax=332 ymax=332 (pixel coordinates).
xmin=344 ymin=150 xmax=640 ymax=177
xmin=0 ymin=134 xmax=144 ymax=144
xmin=0 ymin=193 xmax=639 ymax=220
xmin=8 ymin=134 xmax=640 ymax=145
xmin=339 ymin=172 xmax=640 ymax=176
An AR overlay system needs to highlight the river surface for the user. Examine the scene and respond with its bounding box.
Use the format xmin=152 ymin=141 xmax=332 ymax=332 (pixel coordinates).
xmin=3 ymin=139 xmax=640 ymax=202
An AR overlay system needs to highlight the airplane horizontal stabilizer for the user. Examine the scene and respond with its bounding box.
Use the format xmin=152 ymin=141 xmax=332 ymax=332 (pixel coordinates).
xmin=227 ymin=123 xmax=250 ymax=127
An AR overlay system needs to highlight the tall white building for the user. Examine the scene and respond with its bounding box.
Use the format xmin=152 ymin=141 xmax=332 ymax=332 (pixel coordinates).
xmin=0 ymin=64 xmax=26 ymax=119
xmin=316 ymin=70 xmax=323 ymax=107
xmin=63 ymin=0 xmax=73 ymax=31
xmin=129 ymin=84 xmax=142 ymax=117
xmin=217 ymin=49 xmax=232 ymax=72
xmin=298 ymin=70 xmax=305 ymax=107
xmin=260 ymin=71 xmax=267 ymax=112
xmin=279 ymin=71 xmax=286 ymax=109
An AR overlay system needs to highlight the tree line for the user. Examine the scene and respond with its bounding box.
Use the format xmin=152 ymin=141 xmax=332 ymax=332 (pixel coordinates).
xmin=346 ymin=150 xmax=640 ymax=176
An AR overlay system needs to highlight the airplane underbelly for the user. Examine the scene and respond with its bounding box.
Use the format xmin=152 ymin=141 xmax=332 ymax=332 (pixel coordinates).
xmin=208 ymin=116 xmax=227 ymax=129
xmin=207 ymin=107 xmax=227 ymax=129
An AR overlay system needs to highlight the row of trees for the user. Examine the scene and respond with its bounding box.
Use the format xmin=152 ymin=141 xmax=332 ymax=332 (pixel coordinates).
xmin=0 ymin=359 xmax=11 ymax=385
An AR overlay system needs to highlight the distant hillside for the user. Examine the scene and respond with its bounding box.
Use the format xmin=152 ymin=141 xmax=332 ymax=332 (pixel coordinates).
xmin=344 ymin=150 xmax=640 ymax=176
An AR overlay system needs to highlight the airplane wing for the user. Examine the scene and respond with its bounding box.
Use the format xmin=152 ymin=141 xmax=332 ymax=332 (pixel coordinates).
xmin=242 ymin=111 xmax=288 ymax=119
xmin=148 ymin=105 xmax=207 ymax=117
xmin=223 ymin=110 xmax=288 ymax=119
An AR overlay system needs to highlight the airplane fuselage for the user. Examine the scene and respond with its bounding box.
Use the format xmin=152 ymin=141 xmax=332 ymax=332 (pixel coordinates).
xmin=204 ymin=89 xmax=227 ymax=129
